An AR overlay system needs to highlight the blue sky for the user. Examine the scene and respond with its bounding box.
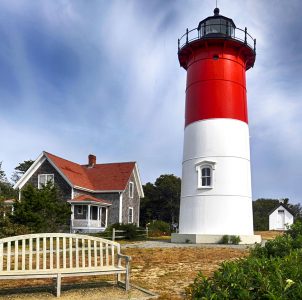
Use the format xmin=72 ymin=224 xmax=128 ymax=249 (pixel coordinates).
xmin=0 ymin=0 xmax=302 ymax=204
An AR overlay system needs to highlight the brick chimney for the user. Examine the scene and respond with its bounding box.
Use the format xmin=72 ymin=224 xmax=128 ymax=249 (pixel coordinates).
xmin=88 ymin=154 xmax=96 ymax=167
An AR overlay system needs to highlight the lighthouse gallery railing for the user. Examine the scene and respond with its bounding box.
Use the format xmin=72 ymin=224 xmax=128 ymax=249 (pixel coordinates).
xmin=178 ymin=24 xmax=256 ymax=54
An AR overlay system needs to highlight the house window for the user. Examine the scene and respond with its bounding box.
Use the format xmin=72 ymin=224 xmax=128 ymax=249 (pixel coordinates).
xmin=129 ymin=182 xmax=134 ymax=198
xmin=38 ymin=174 xmax=54 ymax=189
xmin=128 ymin=207 xmax=133 ymax=224
xmin=196 ymin=161 xmax=216 ymax=189
xmin=74 ymin=205 xmax=87 ymax=219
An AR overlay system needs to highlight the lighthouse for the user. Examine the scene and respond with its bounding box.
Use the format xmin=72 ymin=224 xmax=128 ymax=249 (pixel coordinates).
xmin=172 ymin=8 xmax=261 ymax=244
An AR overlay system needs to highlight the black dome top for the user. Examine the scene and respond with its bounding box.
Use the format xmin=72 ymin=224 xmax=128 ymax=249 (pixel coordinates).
xmin=214 ymin=7 xmax=220 ymax=15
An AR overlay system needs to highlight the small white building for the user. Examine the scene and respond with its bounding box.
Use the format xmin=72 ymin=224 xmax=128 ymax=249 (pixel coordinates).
xmin=269 ymin=204 xmax=294 ymax=230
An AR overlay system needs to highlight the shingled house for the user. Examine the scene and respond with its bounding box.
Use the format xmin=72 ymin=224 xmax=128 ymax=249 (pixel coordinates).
xmin=14 ymin=152 xmax=144 ymax=233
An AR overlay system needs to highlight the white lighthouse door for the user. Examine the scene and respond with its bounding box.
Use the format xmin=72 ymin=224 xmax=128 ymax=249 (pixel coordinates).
xmin=277 ymin=210 xmax=285 ymax=229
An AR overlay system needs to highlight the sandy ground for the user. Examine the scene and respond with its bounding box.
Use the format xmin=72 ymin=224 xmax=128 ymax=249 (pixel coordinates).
xmin=123 ymin=246 xmax=248 ymax=299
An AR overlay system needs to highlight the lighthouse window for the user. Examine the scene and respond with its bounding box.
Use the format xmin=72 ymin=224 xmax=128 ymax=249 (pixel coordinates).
xmin=196 ymin=161 xmax=216 ymax=189
xmin=201 ymin=167 xmax=211 ymax=187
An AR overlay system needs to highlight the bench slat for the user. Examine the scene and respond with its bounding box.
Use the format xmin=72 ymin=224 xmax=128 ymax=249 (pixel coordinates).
xmin=56 ymin=237 xmax=60 ymax=269
xmin=22 ymin=240 xmax=26 ymax=271
xmin=14 ymin=240 xmax=18 ymax=271
xmin=100 ymin=242 xmax=103 ymax=267
xmin=0 ymin=242 xmax=3 ymax=271
xmin=63 ymin=237 xmax=66 ymax=269
xmin=105 ymin=243 xmax=109 ymax=266
xmin=29 ymin=239 xmax=32 ymax=271
xmin=50 ymin=237 xmax=53 ymax=270
xmin=7 ymin=242 xmax=11 ymax=271
xmin=81 ymin=238 xmax=85 ymax=268
xmin=94 ymin=240 xmax=97 ymax=267
xmin=69 ymin=237 xmax=73 ymax=269
xmin=112 ymin=244 xmax=115 ymax=266
xmin=88 ymin=240 xmax=91 ymax=268
xmin=75 ymin=238 xmax=79 ymax=269
xmin=36 ymin=238 xmax=39 ymax=271
xmin=43 ymin=237 xmax=47 ymax=270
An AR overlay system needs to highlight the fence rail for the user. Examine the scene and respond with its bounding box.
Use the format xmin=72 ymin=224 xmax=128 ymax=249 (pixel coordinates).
xmin=99 ymin=228 xmax=149 ymax=242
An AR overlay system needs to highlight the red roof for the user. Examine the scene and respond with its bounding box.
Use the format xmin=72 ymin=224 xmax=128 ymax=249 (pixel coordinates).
xmin=44 ymin=152 xmax=135 ymax=191
xmin=69 ymin=194 xmax=111 ymax=205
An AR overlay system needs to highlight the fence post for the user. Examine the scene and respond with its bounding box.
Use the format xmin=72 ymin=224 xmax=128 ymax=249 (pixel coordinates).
xmin=146 ymin=227 xmax=148 ymax=239
xmin=112 ymin=228 xmax=116 ymax=242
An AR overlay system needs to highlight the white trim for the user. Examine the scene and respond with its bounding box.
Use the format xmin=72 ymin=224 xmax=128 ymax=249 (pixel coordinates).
xmin=133 ymin=163 xmax=144 ymax=197
xmin=67 ymin=200 xmax=111 ymax=207
xmin=73 ymin=186 xmax=123 ymax=193
xmin=119 ymin=193 xmax=123 ymax=223
xmin=128 ymin=207 xmax=133 ymax=224
xmin=13 ymin=153 xmax=46 ymax=189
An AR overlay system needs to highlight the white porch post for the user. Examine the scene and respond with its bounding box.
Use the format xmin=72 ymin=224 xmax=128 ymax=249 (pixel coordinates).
xmin=87 ymin=205 xmax=91 ymax=227
xmin=105 ymin=207 xmax=108 ymax=227
xmin=97 ymin=206 xmax=100 ymax=228
xmin=70 ymin=205 xmax=74 ymax=233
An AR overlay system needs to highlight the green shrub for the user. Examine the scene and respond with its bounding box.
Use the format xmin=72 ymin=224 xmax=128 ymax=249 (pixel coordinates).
xmin=188 ymin=222 xmax=302 ymax=299
xmin=230 ymin=235 xmax=241 ymax=245
xmin=103 ymin=223 xmax=144 ymax=240
xmin=147 ymin=220 xmax=170 ymax=237
xmin=187 ymin=249 xmax=302 ymax=299
xmin=219 ymin=235 xmax=229 ymax=244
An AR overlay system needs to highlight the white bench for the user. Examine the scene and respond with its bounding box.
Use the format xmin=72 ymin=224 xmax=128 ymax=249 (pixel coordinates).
xmin=0 ymin=233 xmax=131 ymax=297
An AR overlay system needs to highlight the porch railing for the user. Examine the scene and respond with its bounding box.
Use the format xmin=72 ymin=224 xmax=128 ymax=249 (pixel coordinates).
xmin=71 ymin=219 xmax=105 ymax=228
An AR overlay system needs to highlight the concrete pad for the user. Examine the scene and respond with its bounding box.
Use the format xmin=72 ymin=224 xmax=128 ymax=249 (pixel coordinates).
xmin=171 ymin=233 xmax=261 ymax=245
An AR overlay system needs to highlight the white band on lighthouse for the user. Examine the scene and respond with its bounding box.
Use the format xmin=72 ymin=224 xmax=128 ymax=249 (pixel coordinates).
xmin=178 ymin=118 xmax=254 ymax=235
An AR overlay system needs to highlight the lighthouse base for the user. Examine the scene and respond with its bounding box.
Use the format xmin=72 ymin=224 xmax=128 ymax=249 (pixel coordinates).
xmin=171 ymin=233 xmax=261 ymax=245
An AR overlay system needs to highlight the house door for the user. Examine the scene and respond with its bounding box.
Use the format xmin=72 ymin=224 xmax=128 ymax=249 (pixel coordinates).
xmin=277 ymin=210 xmax=285 ymax=229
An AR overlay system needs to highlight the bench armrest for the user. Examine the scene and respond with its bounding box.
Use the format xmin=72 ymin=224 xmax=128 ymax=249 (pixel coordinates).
xmin=117 ymin=253 xmax=131 ymax=263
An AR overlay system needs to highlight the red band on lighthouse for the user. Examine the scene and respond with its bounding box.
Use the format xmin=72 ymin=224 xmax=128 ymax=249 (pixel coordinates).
xmin=184 ymin=47 xmax=249 ymax=127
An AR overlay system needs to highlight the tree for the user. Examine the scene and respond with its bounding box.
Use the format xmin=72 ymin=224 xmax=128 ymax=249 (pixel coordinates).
xmin=288 ymin=203 xmax=302 ymax=221
xmin=141 ymin=174 xmax=181 ymax=226
xmin=253 ymin=198 xmax=279 ymax=230
xmin=12 ymin=183 xmax=71 ymax=233
xmin=0 ymin=161 xmax=7 ymax=183
xmin=11 ymin=160 xmax=34 ymax=183
xmin=0 ymin=198 xmax=29 ymax=238
xmin=0 ymin=162 xmax=17 ymax=200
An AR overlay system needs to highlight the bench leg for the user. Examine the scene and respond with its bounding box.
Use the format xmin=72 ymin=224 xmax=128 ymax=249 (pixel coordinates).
xmin=125 ymin=268 xmax=130 ymax=291
xmin=116 ymin=273 xmax=121 ymax=284
xmin=57 ymin=273 xmax=62 ymax=297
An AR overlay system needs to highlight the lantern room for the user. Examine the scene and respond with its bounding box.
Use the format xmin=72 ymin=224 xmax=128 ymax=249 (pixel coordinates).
xmin=197 ymin=8 xmax=235 ymax=37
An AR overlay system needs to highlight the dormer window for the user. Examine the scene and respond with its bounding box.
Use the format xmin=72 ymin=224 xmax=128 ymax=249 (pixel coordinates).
xmin=38 ymin=174 xmax=54 ymax=189
xmin=196 ymin=161 xmax=216 ymax=189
